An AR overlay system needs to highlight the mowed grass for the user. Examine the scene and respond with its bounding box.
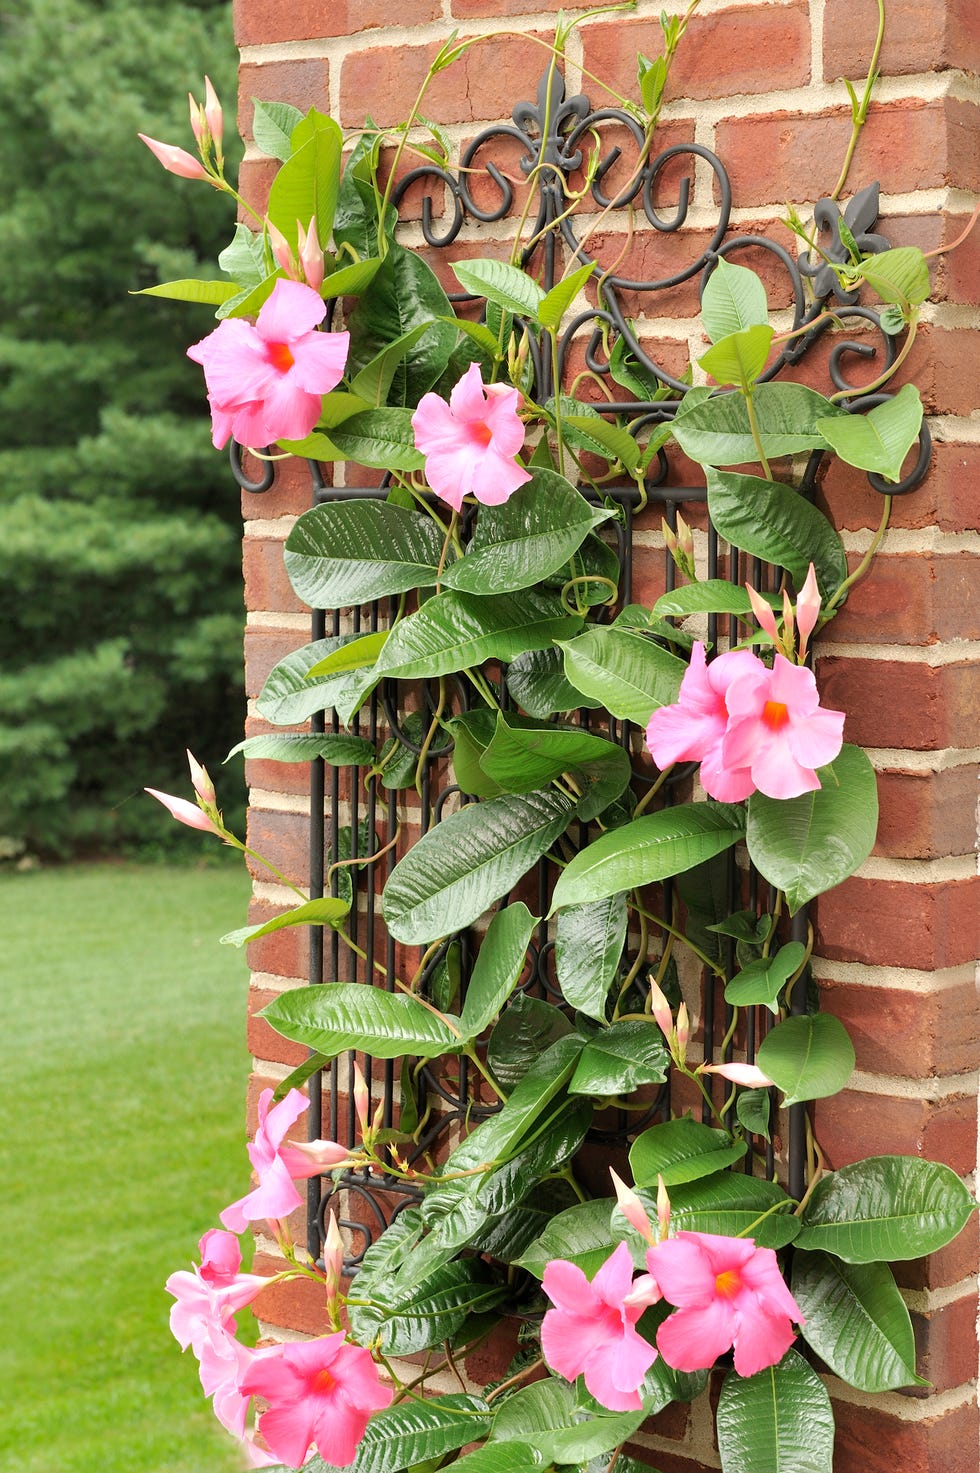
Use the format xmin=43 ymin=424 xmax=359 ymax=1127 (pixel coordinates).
xmin=0 ymin=862 xmax=255 ymax=1473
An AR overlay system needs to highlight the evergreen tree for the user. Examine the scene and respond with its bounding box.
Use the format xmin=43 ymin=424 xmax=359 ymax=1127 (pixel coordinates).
xmin=0 ymin=0 xmax=246 ymax=853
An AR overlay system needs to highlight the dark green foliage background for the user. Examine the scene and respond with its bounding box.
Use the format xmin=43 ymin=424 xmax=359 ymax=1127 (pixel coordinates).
xmin=0 ymin=0 xmax=245 ymax=853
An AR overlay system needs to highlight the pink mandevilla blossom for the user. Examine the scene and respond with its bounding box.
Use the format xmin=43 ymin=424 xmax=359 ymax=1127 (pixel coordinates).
xmin=166 ymin=1229 xmax=268 ymax=1354
xmin=239 ymin=1331 xmax=393 ymax=1468
xmin=138 ymin=133 xmax=209 ymax=180
xmin=541 ymin=1240 xmax=660 ymax=1411
xmin=721 ymin=653 xmax=844 ymax=800
xmin=220 ymin=1087 xmax=350 ymax=1233
xmin=645 ymin=642 xmax=760 ymax=802
xmin=187 ymin=278 xmax=349 ymax=450
xmin=649 ymin=1231 xmax=804 ymax=1378
xmin=411 ymin=362 xmax=532 ymax=513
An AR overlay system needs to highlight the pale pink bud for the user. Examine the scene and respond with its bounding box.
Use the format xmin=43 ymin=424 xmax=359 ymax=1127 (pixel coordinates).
xmin=676 ymin=1002 xmax=689 ymax=1063
xmin=203 ymin=76 xmax=223 ymax=155
xmin=610 ymin=1168 xmax=655 ymax=1244
xmin=781 ymin=587 xmax=796 ymax=649
xmin=352 ymin=1063 xmax=370 ymax=1136
xmin=279 ymin=1138 xmax=351 ymax=1173
xmin=265 ymin=219 xmax=297 ymax=278
xmin=138 ymin=133 xmax=209 ymax=181
xmin=322 ymin=1213 xmax=345 ymax=1309
xmin=660 ymin=517 xmax=677 ymax=556
xmin=186 ymin=749 xmax=216 ymax=807
xmin=188 ymin=93 xmax=206 ymax=146
xmin=144 ymin=787 xmax=222 ymax=835
xmin=795 ymin=563 xmax=821 ymax=661
xmin=675 ymin=512 xmax=694 ymax=563
xmin=746 ymin=582 xmax=779 ymax=646
xmin=623 ymin=1270 xmax=662 ymax=1312
xmin=298 ymin=218 xmax=325 ymax=292
xmin=648 ymin=977 xmax=674 ymax=1041
xmin=701 ymin=1061 xmax=775 ymax=1089
xmin=656 ymin=1175 xmax=671 ymax=1241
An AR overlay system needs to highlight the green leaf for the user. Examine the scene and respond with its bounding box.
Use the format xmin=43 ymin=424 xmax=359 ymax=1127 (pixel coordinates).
xmin=698 ymin=325 xmax=774 ymax=390
xmin=552 ymin=802 xmax=744 ymax=912
xmin=445 ymin=709 xmax=505 ymax=799
xmin=325 ymin=1395 xmax=491 ymax=1473
xmin=306 ymin=631 xmax=389 ymax=678
xmin=629 ymin=1117 xmax=747 ymax=1187
xmin=537 ymin=261 xmax=597 ymax=330
xmin=327 ymin=407 xmax=427 ymax=471
xmin=382 ymin=788 xmax=578 ymax=945
xmin=220 ymin=896 xmax=350 ymax=949
xmin=490 ymin=1379 xmax=576 ymax=1445
xmin=652 ymin=1173 xmax=798 ymax=1248
xmin=320 ymin=256 xmax=384 ymax=300
xmin=746 ymin=745 xmax=878 ymax=914
xmin=217 ymin=222 xmax=266 ymax=289
xmin=857 ymin=246 xmax=931 ymax=306
xmin=638 ymin=52 xmax=667 ymax=115
xmin=258 ymin=983 xmax=464 ymax=1060
xmin=817 ymin=384 xmax=923 ymax=483
xmin=514 ymin=1198 xmax=617 ymax=1279
xmin=444 ymin=1446 xmax=543 ymax=1473
xmin=267 ymin=117 xmax=342 ymax=246
xmin=569 ymin=1019 xmax=669 ymax=1096
xmin=351 ymin=322 xmax=432 ymax=406
xmin=452 ymin=257 xmax=546 ymax=318
xmin=701 ymin=257 xmax=770 ymax=342
xmin=348 ymin=242 xmax=457 ymax=405
xmin=507 ymin=646 xmax=602 ymax=717
xmin=736 ymin=1088 xmax=772 ymax=1143
xmin=441 ymin=472 xmax=610 ymax=596
xmin=226 ymin=732 xmax=375 ymax=766
xmin=459 ymin=902 xmax=538 ymax=1038
xmin=375 ymin=590 xmax=583 ymax=683
xmin=554 ymin=893 xmax=628 ymax=1021
xmin=252 ymin=99 xmax=303 ymax=162
xmin=796 ymin=1155 xmax=978 ymax=1262
xmin=716 ymin=1351 xmax=834 ymax=1473
xmin=134 ymin=278 xmax=240 ymax=307
xmin=539 ymin=1412 xmax=646 ymax=1465
xmin=256 ymin=635 xmax=379 ymax=727
xmin=487 ymin=993 xmax=576 ymax=1091
xmin=284 ymin=500 xmax=448 ymax=606
xmin=348 ymin=1259 xmax=506 ymax=1356
xmin=672 ymin=383 xmax=848 ymax=465
xmin=756 ymin=1012 xmax=855 ymax=1108
xmin=377 ymin=711 xmax=426 ymax=791
xmin=560 ymin=414 xmax=641 ymax=475
xmin=560 ymin=625 xmax=686 ymax=724
xmin=724 ymin=943 xmax=807 ymax=1014
xmin=480 ymin=714 xmax=632 ymax=823
xmin=792 ymin=1250 xmax=925 ymax=1391
xmin=653 ymin=580 xmax=779 ymax=621
xmin=706 ymin=467 xmax=848 ymax=600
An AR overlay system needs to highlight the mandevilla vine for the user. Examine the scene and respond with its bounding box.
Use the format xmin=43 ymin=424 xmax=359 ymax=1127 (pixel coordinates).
xmin=143 ymin=12 xmax=977 ymax=1473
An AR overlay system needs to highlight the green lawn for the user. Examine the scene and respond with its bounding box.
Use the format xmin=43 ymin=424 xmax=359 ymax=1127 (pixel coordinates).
xmin=0 ymin=862 xmax=256 ymax=1472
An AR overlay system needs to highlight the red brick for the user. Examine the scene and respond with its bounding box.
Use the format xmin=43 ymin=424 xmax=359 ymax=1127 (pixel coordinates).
xmin=815 ymin=655 xmax=978 ymax=750
xmin=824 ymin=0 xmax=980 ymax=79
xmin=244 ymin=626 xmax=310 ymax=701
xmin=451 ymin=0 xmax=566 ymax=15
xmin=248 ymin=983 xmax=310 ymax=1067
xmin=908 ymin=1290 xmax=980 ymax=1395
xmin=238 ymin=59 xmax=330 ymax=142
xmin=234 ymin=0 xmax=441 ymax=47
xmin=830 ymin=553 xmax=980 ymax=647
xmin=817 ymin=974 xmax=980 ymax=1076
xmin=244 ymin=913 xmax=308 ymax=981
xmin=340 ymin=33 xmax=548 ymax=129
xmin=237 ymin=156 xmax=277 ymax=219
xmin=902 ymin=324 xmax=980 ymax=417
xmin=241 ymin=454 xmax=319 ymax=522
xmin=246 ymin=806 xmax=311 ymax=890
xmin=251 ymin=1250 xmax=331 ymax=1335
xmin=243 ymin=537 xmax=305 ymax=617
xmin=813 ymin=1088 xmax=978 ymax=1175
xmin=818 ymin=439 xmax=980 ymax=535
xmin=815 ymin=874 xmax=980 ymax=970
xmin=583 ymin=3 xmax=811 ymax=105
xmin=831 ymin=1392 xmax=979 ymax=1473
xmin=875 ymin=764 xmax=980 ymax=860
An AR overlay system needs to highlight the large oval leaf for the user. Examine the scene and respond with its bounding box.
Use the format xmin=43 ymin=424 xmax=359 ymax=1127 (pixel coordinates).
xmin=792 ymin=1250 xmax=924 ymax=1392
xmin=480 ymin=714 xmax=632 ymax=822
xmin=284 ymin=500 xmax=448 ymax=605
xmin=258 ymin=983 xmax=463 ymax=1060
xmin=326 ymin=1394 xmax=491 ymax=1473
xmin=649 ymin=1173 xmax=799 ymax=1250
xmin=716 ymin=1350 xmax=833 ymax=1473
xmin=327 ymin=406 xmax=427 ymax=470
xmin=346 ymin=242 xmax=457 ymax=406
xmin=459 ymin=902 xmax=538 ymax=1039
xmin=569 ymin=1019 xmax=669 ymax=1097
xmin=701 ymin=257 xmax=769 ymax=341
xmin=706 ymin=467 xmax=848 ymax=600
xmin=756 ymin=1012 xmax=854 ymax=1108
xmin=255 ymin=635 xmax=378 ymax=726
xmin=552 ymin=802 xmax=744 ymax=912
xmin=507 ymin=645 xmax=602 ymax=717
xmin=795 ymin=1155 xmax=977 ymax=1262
xmin=375 ymin=590 xmax=583 ymax=682
xmin=452 ymin=257 xmax=546 ymax=318
xmin=560 ymin=625 xmax=686 ymax=724
xmin=382 ymin=788 xmax=577 ymax=944
xmin=348 ymin=1258 xmax=505 ymax=1356
xmin=629 ymin=1117 xmax=746 ymax=1187
xmin=746 ymin=744 xmax=878 ymax=915
xmin=514 ymin=1198 xmax=617 ymax=1279
xmin=554 ymin=892 xmax=628 ymax=1020
xmin=816 ymin=383 xmax=923 ymax=483
xmin=672 ymin=382 xmax=848 ymax=465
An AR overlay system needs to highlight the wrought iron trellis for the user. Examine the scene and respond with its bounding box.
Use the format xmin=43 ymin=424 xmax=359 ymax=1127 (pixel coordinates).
xmin=234 ymin=67 xmax=930 ymax=1269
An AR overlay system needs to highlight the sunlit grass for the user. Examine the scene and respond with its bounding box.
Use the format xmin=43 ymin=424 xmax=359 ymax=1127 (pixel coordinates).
xmin=0 ymin=861 xmax=255 ymax=1472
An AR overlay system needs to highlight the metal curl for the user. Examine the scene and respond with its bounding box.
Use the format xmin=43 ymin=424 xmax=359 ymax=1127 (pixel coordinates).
xmin=230 ymin=438 xmax=275 ymax=493
xmin=845 ymin=392 xmax=934 ymax=496
xmin=643 ymin=142 xmax=731 ymax=241
xmin=562 ymin=106 xmax=647 ymax=212
xmin=391 ymin=164 xmax=466 ymax=248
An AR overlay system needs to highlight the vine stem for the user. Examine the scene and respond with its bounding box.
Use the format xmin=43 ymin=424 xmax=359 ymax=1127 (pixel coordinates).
xmin=743 ymin=386 xmax=773 ymax=480
xmin=830 ymin=0 xmax=886 ymax=201
xmin=825 ymin=493 xmax=892 ymax=611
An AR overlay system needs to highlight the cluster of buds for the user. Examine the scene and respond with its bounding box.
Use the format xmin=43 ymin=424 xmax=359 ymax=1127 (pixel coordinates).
xmin=661 ymin=512 xmax=696 ymax=583
xmin=611 ymin=1168 xmax=671 ymax=1246
xmin=649 ymin=976 xmax=690 ymax=1066
xmin=746 ymin=561 xmax=822 ymax=665
xmin=139 ymin=76 xmax=225 ymax=187
xmin=266 ymin=217 xmax=325 ymax=293
xmin=146 ymin=749 xmax=225 ymax=837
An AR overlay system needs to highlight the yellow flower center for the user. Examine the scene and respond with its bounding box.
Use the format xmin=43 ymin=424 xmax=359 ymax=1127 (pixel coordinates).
xmin=267 ymin=340 xmax=296 ymax=373
xmin=715 ymin=1269 xmax=742 ymax=1299
xmin=762 ymin=699 xmax=790 ymax=730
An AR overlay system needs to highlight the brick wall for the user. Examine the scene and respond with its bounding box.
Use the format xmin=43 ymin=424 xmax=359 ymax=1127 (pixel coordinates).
xmin=232 ymin=1 xmax=980 ymax=1468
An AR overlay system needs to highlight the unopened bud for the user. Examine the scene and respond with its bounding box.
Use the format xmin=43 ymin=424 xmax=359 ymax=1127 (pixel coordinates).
xmin=203 ymin=76 xmax=223 ymax=163
xmin=745 ymin=582 xmax=779 ymax=647
xmin=795 ymin=562 xmax=821 ymax=662
xmin=676 ymin=1002 xmax=689 ymax=1064
xmin=656 ymin=1174 xmax=671 ymax=1241
xmin=298 ymin=217 xmax=324 ymax=292
xmin=265 ymin=219 xmax=297 ymax=278
xmin=186 ymin=749 xmax=216 ymax=807
xmin=352 ymin=1063 xmax=370 ymax=1136
xmin=649 ymin=976 xmax=674 ymax=1043
xmin=610 ymin=1168 xmax=655 ymax=1244
xmin=322 ymin=1214 xmax=345 ymax=1312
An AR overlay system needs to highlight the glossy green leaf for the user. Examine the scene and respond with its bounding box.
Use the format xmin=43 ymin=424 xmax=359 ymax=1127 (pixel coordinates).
xmin=375 ymin=589 xmax=583 ymax=683
xmin=480 ymin=714 xmax=632 ymax=823
xmin=490 ymin=1379 xmax=576 ymax=1444
xmin=537 ymin=261 xmax=597 ymax=329
xmin=324 ymin=1395 xmax=491 ymax=1473
xmin=226 ymin=731 xmax=375 ymax=766
xmin=716 ymin=1351 xmax=833 ymax=1473
xmin=651 ymin=1172 xmax=798 ymax=1248
xmin=569 ymin=1019 xmax=669 ymax=1096
xmin=856 ymin=246 xmax=930 ymax=306
xmin=135 ymin=277 xmax=240 ymax=306
xmin=560 ymin=414 xmax=641 ymax=474
xmin=792 ymin=1250 xmax=924 ymax=1391
xmin=560 ymin=625 xmax=686 ymax=724
xmin=554 ymin=892 xmax=628 ymax=1020
xmin=487 ymin=993 xmax=575 ymax=1091
xmin=284 ymin=500 xmax=448 ymax=605
xmin=441 ymin=471 xmax=609 ymax=595
xmin=552 ymin=802 xmax=744 ymax=912
xmin=459 ymin=902 xmax=537 ymax=1038
xmin=756 ymin=1012 xmax=854 ymax=1108
xmin=327 ymin=407 xmax=427 ymax=471
xmin=452 ymin=257 xmax=546 ymax=318
xmin=746 ymin=745 xmax=878 ymax=914
xmin=539 ymin=1411 xmax=646 ymax=1465
xmin=347 ymin=243 xmax=457 ymax=405
xmin=251 ymin=99 xmax=303 ymax=162
xmin=306 ymin=630 xmax=389 ymax=678
xmin=217 ymin=221 xmax=266 ymax=289
xmin=629 ymin=1117 xmax=747 ymax=1187
xmin=817 ymin=384 xmax=923 ymax=483
xmin=382 ymin=788 xmax=577 ymax=944
xmin=701 ymin=257 xmax=770 ymax=342
xmin=736 ymin=1087 xmax=772 ymax=1143
xmin=256 ymin=635 xmax=378 ymax=727
xmin=672 ymin=383 xmax=848 ymax=465
xmin=724 ymin=943 xmax=807 ymax=1014
xmin=698 ymin=325 xmax=774 ymax=390
xmin=377 ymin=710 xmax=426 ymax=790
xmin=220 ymin=896 xmax=350 ymax=949
xmin=348 ymin=1259 xmax=505 ymax=1356
xmin=259 ymin=983 xmax=464 ymax=1060
xmin=507 ymin=646 xmax=602 ymax=717
xmin=351 ymin=321 xmax=432 ymax=406
xmin=514 ymin=1198 xmax=617 ymax=1279
xmin=653 ymin=580 xmax=779 ymax=620
xmin=320 ymin=256 xmax=384 ymax=300
xmin=796 ymin=1155 xmax=978 ymax=1262
xmin=267 ymin=117 xmax=342 ymax=245
xmin=706 ymin=466 xmax=848 ymax=599
xmin=445 ymin=1446 xmax=542 ymax=1473
xmin=549 ymin=528 xmax=621 ymax=609
xmin=445 ymin=709 xmax=505 ymax=799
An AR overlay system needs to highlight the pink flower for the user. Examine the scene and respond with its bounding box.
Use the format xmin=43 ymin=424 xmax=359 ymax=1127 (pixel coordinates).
xmin=144 ymin=786 xmax=222 ymax=835
xmin=645 ymin=642 xmax=760 ymax=802
xmin=720 ymin=654 xmax=844 ymax=800
xmin=138 ymin=133 xmax=209 ymax=180
xmin=541 ymin=1241 xmax=660 ymax=1411
xmin=649 ymin=1232 xmax=803 ymax=1378
xmin=197 ymin=1324 xmax=267 ymax=1438
xmin=187 ymin=278 xmax=349 ymax=450
xmin=411 ymin=362 xmax=532 ymax=513
xmin=166 ymin=1232 xmax=268 ymax=1353
xmin=239 ymin=1332 xmax=393 ymax=1468
xmin=220 ymin=1088 xmax=350 ymax=1233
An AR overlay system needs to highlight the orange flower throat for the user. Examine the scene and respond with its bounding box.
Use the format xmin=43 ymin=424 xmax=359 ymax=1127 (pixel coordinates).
xmin=762 ymin=699 xmax=790 ymax=730
xmin=267 ymin=341 xmax=296 ymax=373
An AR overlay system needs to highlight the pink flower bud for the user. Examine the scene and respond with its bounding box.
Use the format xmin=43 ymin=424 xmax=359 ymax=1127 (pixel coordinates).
xmin=795 ymin=562 xmax=821 ymax=661
xmin=265 ymin=219 xmax=296 ymax=278
xmin=781 ymin=587 xmax=796 ymax=649
xmin=322 ymin=1213 xmax=345 ymax=1310
xmin=676 ymin=1002 xmax=690 ymax=1063
xmin=278 ymin=1138 xmax=351 ymax=1174
xmin=610 ymin=1168 xmax=655 ymax=1244
xmin=138 ymin=133 xmax=209 ymax=181
xmin=675 ymin=512 xmax=695 ymax=563
xmin=298 ymin=218 xmax=325 ymax=292
xmin=746 ymin=582 xmax=779 ymax=646
xmin=649 ymin=977 xmax=674 ymax=1041
xmin=660 ymin=517 xmax=678 ymax=556
xmin=188 ymin=93 xmax=206 ymax=146
xmin=352 ymin=1063 xmax=370 ymax=1136
xmin=701 ymin=1061 xmax=775 ymax=1089
xmin=623 ymin=1270 xmax=662 ymax=1312
xmin=203 ymin=76 xmax=223 ymax=156
xmin=144 ymin=787 xmax=222 ymax=834
xmin=186 ymin=749 xmax=216 ymax=807
xmin=656 ymin=1175 xmax=671 ymax=1241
